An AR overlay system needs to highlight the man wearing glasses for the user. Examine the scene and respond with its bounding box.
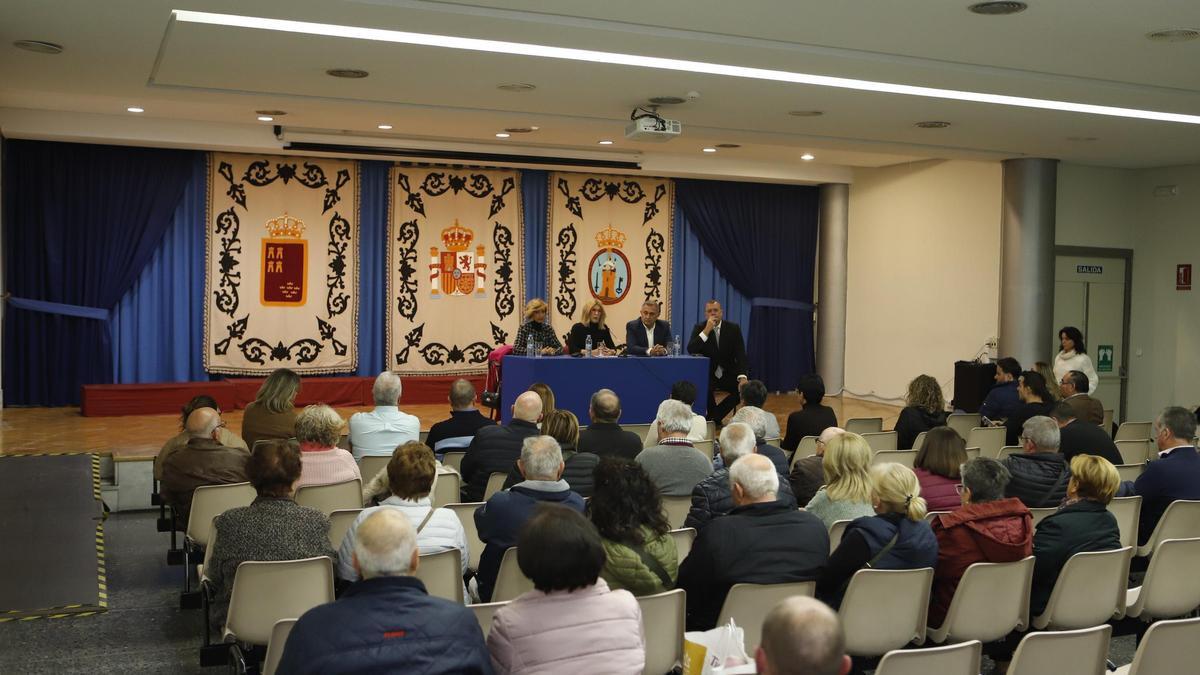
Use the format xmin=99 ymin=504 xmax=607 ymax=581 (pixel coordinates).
xmin=1058 ymin=371 xmax=1104 ymax=425
xmin=159 ymin=407 xmax=250 ymax=521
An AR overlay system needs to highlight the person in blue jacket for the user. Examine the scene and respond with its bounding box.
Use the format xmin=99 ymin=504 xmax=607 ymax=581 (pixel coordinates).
xmin=1129 ymin=406 xmax=1200 ymax=545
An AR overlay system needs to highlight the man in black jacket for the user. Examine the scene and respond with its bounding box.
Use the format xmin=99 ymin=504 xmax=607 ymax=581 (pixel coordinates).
xmin=460 ymin=391 xmax=542 ymax=502
xmin=687 ymin=299 xmax=748 ymax=425
xmin=677 ymin=454 xmax=828 ymax=630
xmin=576 ymin=389 xmax=643 ymax=460
xmin=685 ymin=422 xmax=796 ymax=531
xmin=1051 ymin=402 xmax=1123 ymax=466
xmin=424 ymin=378 xmax=496 ymax=457
xmin=1002 ymin=415 xmax=1071 ymax=508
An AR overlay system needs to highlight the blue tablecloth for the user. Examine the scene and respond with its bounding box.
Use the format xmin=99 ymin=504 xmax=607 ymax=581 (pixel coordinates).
xmin=500 ymin=355 xmax=709 ymax=424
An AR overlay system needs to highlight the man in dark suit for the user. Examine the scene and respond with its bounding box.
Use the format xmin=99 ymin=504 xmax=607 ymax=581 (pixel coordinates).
xmin=625 ymin=300 xmax=673 ymax=356
xmin=576 ymin=389 xmax=644 ymax=460
xmin=1058 ymin=370 xmax=1105 ymax=425
xmin=1131 ymin=406 xmax=1200 ymax=545
xmin=1050 ymin=402 xmax=1123 ymax=466
xmin=687 ymin=299 xmax=748 ymax=424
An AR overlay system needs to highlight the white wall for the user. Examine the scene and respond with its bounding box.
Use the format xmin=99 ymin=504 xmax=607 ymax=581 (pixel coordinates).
xmin=844 ymin=159 xmax=1003 ymax=403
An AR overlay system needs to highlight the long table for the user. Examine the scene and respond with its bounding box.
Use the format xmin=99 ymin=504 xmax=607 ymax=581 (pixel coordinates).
xmin=500 ymin=355 xmax=709 ymax=424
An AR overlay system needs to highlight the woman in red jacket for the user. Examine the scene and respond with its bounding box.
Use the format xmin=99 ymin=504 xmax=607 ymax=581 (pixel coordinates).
xmin=912 ymin=427 xmax=969 ymax=513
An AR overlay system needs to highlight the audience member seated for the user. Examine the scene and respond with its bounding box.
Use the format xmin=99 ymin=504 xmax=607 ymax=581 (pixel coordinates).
xmin=294 ymin=404 xmax=361 ymax=490
xmin=475 ymin=435 xmax=585 ymax=602
xmin=1131 ymin=406 xmax=1200 ymax=546
xmin=1034 ymin=360 xmax=1061 ymax=401
xmin=817 ymin=463 xmax=938 ymax=608
xmin=1003 ymin=416 xmax=1070 ymax=508
xmin=241 ymin=367 xmax=302 ymax=449
xmin=624 ymin=300 xmax=672 ymax=357
xmin=1051 ymin=401 xmax=1123 ymax=465
xmin=685 ymin=422 xmax=797 ymax=531
xmin=425 ymin=378 xmax=496 ymax=457
xmin=789 ymin=427 xmax=845 ymax=506
xmin=928 ymin=457 xmax=1032 ymax=627
xmin=503 ymin=409 xmax=599 ymax=497
xmin=1057 ymin=370 xmax=1104 ymax=425
xmin=1003 ymin=371 xmax=1056 ymax=446
xmin=566 ymin=298 xmax=618 ymax=356
xmin=894 ymin=374 xmax=949 ymax=450
xmin=461 ymin=391 xmax=542 ymax=502
xmin=642 ymin=380 xmax=709 ymax=447
xmin=1030 ymin=455 xmax=1122 ymax=616
xmin=783 ymin=373 xmax=839 ymax=452
xmin=576 ymin=388 xmax=643 ymax=460
xmin=528 ymin=382 xmax=555 ymax=415
xmin=278 ymin=509 xmax=491 ymax=675
xmin=155 ymin=395 xmax=247 ymax=482
xmin=678 ymin=454 xmax=827 ymax=630
xmin=740 ymin=379 xmax=781 ymax=439
xmin=636 ymin=399 xmax=714 ymax=496
xmin=912 ymin=427 xmax=969 ymax=512
xmin=487 ymin=504 xmax=644 ymax=674
xmin=347 ymin=371 xmax=419 ymax=460
xmin=512 ymin=298 xmax=562 ymax=356
xmin=731 ymin=406 xmax=788 ymax=475
xmin=804 ymin=433 xmax=876 ymax=528
xmin=337 ymin=442 xmax=467 ymax=582
xmin=159 ymin=407 xmax=250 ymax=521
xmin=979 ymin=357 xmax=1022 ymax=422
xmin=207 ymin=440 xmax=335 ymax=629
xmin=756 ymin=597 xmax=852 ymax=675
xmin=589 ymin=458 xmax=679 ymax=596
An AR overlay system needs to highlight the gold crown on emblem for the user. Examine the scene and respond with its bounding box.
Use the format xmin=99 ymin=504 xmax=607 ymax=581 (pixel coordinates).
xmin=595 ymin=224 xmax=626 ymax=249
xmin=265 ymin=213 xmax=305 ymax=238
xmin=441 ymin=220 xmax=474 ymax=252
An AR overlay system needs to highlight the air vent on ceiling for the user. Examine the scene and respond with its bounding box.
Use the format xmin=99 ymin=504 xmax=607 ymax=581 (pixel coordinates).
xmin=715 ymin=143 xmax=741 ymax=148
xmin=256 ymin=109 xmax=288 ymax=116
xmin=12 ymin=39 xmax=63 ymax=54
xmin=648 ymin=96 xmax=688 ymax=105
xmin=1146 ymin=29 xmax=1200 ymax=42
xmin=968 ymin=2 xmax=1028 ymax=15
xmin=788 ymin=110 xmax=825 ymax=117
xmin=326 ymin=68 xmax=369 ymax=79
xmin=503 ymin=127 xmax=536 ymax=134
xmin=497 ymin=83 xmax=537 ymax=92
xmin=915 ymin=121 xmax=952 ymax=129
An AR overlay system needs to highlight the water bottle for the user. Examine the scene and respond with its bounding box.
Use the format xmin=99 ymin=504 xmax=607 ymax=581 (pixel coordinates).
xmin=585 ymin=335 xmax=593 ymax=357
xmin=526 ymin=340 xmax=535 ymax=358
xmin=673 ymin=335 xmax=681 ymax=357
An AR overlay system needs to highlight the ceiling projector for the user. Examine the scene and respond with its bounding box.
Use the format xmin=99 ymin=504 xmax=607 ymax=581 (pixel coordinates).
xmin=625 ymin=115 xmax=682 ymax=142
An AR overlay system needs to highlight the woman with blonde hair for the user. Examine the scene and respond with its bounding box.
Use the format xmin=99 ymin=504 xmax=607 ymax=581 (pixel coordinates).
xmin=816 ymin=463 xmax=939 ymax=607
xmin=804 ymin=432 xmax=876 ymax=528
xmin=513 ymin=298 xmax=562 ymax=356
xmin=567 ymin=298 xmax=617 ymax=356
xmin=1034 ymin=361 xmax=1061 ymax=400
xmin=894 ymin=374 xmax=948 ymax=450
xmin=241 ymin=368 xmax=302 ymax=449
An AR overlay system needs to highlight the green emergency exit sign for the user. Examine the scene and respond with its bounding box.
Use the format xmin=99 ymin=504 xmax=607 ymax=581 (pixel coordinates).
xmin=1097 ymin=345 xmax=1114 ymax=372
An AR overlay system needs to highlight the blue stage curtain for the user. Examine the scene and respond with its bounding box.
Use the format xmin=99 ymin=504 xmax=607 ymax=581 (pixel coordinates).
xmin=671 ymin=207 xmax=751 ymax=356
xmin=110 ymin=153 xmax=209 ymax=383
xmin=355 ymin=160 xmax=390 ymax=376
xmin=674 ymin=179 xmax=819 ymax=392
xmin=521 ymin=169 xmax=549 ymax=303
xmin=3 ymin=140 xmax=195 ymax=406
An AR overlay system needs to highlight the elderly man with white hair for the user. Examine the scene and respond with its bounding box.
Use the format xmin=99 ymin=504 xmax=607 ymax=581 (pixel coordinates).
xmin=731 ymin=406 xmax=789 ymax=475
xmin=461 ymin=390 xmax=543 ymax=502
xmin=684 ymin=422 xmax=797 ymax=530
xmin=474 ymin=435 xmax=585 ymax=602
xmin=276 ymin=509 xmax=491 ymax=674
xmin=677 ymin=453 xmax=829 ymax=630
xmin=1002 ymin=415 xmax=1071 ymax=508
xmin=636 ymin=399 xmax=715 ymax=496
xmin=349 ymin=370 xmax=420 ymax=460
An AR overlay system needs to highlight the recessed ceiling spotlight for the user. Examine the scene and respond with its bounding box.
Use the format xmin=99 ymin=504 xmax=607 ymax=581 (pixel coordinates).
xmin=126 ymin=106 xmax=144 ymax=113
xmin=715 ymin=143 xmax=741 ymax=149
xmin=257 ymin=115 xmax=274 ymax=121
xmin=801 ymin=153 xmax=815 ymax=161
xmin=788 ymin=110 xmax=825 ymax=117
xmin=377 ymin=124 xmax=393 ymax=130
xmin=495 ymin=133 xmax=511 ymax=138
xmin=326 ymin=68 xmax=369 ymax=79
xmin=255 ymin=109 xmax=287 ymax=116
xmin=1146 ymin=28 xmax=1200 ymax=42
xmin=1066 ymin=136 xmax=1098 ymax=142
xmin=648 ymin=96 xmax=687 ymax=105
xmin=12 ymin=40 xmax=64 ymax=54
xmin=915 ymin=120 xmax=952 ymax=128
xmin=503 ymin=127 xmax=536 ymax=134
xmin=497 ymin=83 xmax=536 ymax=92
xmin=702 ymin=147 xmax=717 ymax=153
xmin=968 ymin=2 xmax=1027 ymax=16
xmin=598 ymin=140 xmax=614 ymax=145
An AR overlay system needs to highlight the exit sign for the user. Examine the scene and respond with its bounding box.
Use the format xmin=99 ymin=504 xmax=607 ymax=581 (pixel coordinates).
xmin=1077 ymin=265 xmax=1104 ymax=274
xmin=1097 ymin=345 xmax=1114 ymax=373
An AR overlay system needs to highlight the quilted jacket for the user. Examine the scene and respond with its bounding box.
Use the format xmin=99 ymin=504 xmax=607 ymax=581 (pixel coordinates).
xmin=600 ymin=526 xmax=679 ymax=596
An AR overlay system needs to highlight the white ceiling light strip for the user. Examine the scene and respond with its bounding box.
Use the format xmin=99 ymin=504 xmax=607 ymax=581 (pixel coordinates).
xmin=173 ymin=10 xmax=1200 ymax=126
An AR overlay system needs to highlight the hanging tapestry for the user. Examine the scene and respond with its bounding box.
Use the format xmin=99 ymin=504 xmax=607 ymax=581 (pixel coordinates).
xmin=387 ymin=167 xmax=523 ymax=376
xmin=204 ymin=153 xmax=358 ymax=375
xmin=547 ymin=172 xmax=673 ymax=344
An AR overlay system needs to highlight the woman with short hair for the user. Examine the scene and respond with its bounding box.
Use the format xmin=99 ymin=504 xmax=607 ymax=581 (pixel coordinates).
xmin=912 ymin=427 xmax=969 ymax=512
xmin=567 ymin=298 xmax=617 ymax=356
xmin=588 ymin=457 xmax=678 ymax=596
xmin=294 ymin=403 xmax=361 ymax=490
xmin=241 ymin=368 xmax=302 ymax=449
xmin=804 ymin=432 xmax=876 ymax=529
xmin=894 ymin=374 xmax=949 ymax=450
xmin=487 ymin=504 xmax=645 ymax=674
xmin=512 ymin=298 xmax=562 ymax=356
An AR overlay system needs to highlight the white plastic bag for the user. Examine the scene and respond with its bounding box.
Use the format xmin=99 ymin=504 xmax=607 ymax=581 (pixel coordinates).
xmin=682 ymin=619 xmax=752 ymax=675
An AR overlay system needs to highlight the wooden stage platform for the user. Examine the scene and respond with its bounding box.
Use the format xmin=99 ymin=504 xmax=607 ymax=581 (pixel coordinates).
xmin=0 ymin=394 xmax=902 ymax=462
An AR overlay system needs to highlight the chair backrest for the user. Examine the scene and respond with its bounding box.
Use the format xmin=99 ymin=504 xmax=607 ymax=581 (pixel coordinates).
xmin=706 ymin=420 xmax=716 ymax=440
xmin=839 ymin=568 xmax=933 ymax=657
xmin=624 ymin=423 xmax=653 ymax=440
xmin=431 ymin=471 xmax=460 ymax=508
xmin=924 ymin=511 xmax=951 ymax=524
xmin=1116 ymin=440 xmax=1153 ymax=465
xmin=415 ymin=548 xmax=464 ymax=604
xmin=492 ymin=547 xmax=534 ymax=601
xmin=357 ymin=455 xmax=390 ymax=484
xmin=669 ymin=528 xmax=696 ymax=565
xmin=790 ymin=436 xmax=819 ymax=470
xmin=1028 ymin=508 xmax=1056 ymax=529
xmin=186 ymin=482 xmax=257 ymax=546
xmin=1109 ymin=496 xmax=1142 ymax=548
xmin=419 ymin=430 xmax=429 ymax=443
xmin=966 ymin=426 xmax=1006 ymax=459
xmin=442 ymin=451 xmax=467 ymax=473
xmin=294 ymin=479 xmax=363 ymax=516
xmin=469 ymin=601 xmax=507 ymax=638
xmin=1129 ymin=537 xmax=1200 ymax=620
xmin=1008 ymin=624 xmax=1111 ymax=675
xmin=1031 ymin=547 xmax=1132 ymax=630
xmin=931 ymin=557 xmax=1034 ymax=643
xmin=446 ymin=502 xmax=485 ymax=570
xmin=483 ymin=472 xmax=508 ymax=501
xmin=946 ymin=413 xmax=981 ymax=439
xmin=911 ymin=431 xmax=927 ymax=451
xmin=1102 ymin=409 xmax=1114 ymax=434
xmin=261 ymin=618 xmax=297 ymax=675
xmin=661 ymin=495 xmax=692 ymax=530
xmin=996 ymin=446 xmax=1023 ymax=460
xmin=828 ymin=519 xmax=851 ymax=554
xmin=224 ymin=557 xmax=335 ymax=645
xmin=846 ymin=417 xmax=883 ymax=434
xmin=1125 ymin=616 xmax=1200 ymax=675
xmin=964 ymin=447 xmax=981 ymax=460
xmin=326 ymin=508 xmax=362 ymax=550
xmin=875 ymin=640 xmax=982 ymax=675
xmin=1115 ymin=463 xmax=1145 ymax=483
xmin=693 ymin=439 xmax=715 ymax=459
xmin=717 ymin=582 xmax=816 ymax=652
xmin=863 ymin=431 xmax=899 ymax=452
xmin=1115 ymin=421 xmax=1152 ymax=442
xmin=871 ymin=450 xmax=917 ymax=468
xmin=1138 ymin=500 xmax=1200 ymax=557
xmin=638 ymin=589 xmax=686 ymax=675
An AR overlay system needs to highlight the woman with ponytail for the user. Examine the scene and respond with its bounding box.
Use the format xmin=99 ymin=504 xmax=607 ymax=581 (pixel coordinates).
xmin=816 ymin=463 xmax=939 ymax=608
